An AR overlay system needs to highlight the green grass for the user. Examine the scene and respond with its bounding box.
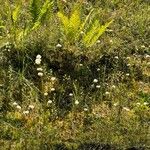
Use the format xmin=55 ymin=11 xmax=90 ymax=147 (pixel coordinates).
xmin=0 ymin=0 xmax=150 ymax=149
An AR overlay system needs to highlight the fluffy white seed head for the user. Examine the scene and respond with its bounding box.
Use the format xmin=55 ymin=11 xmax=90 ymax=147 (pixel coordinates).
xmin=38 ymin=72 xmax=43 ymax=77
xmin=93 ymin=79 xmax=98 ymax=83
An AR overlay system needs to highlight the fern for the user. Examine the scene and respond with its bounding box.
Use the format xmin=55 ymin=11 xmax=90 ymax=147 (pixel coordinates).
xmin=83 ymin=20 xmax=113 ymax=47
xmin=32 ymin=0 xmax=53 ymax=30
xmin=30 ymin=0 xmax=41 ymax=23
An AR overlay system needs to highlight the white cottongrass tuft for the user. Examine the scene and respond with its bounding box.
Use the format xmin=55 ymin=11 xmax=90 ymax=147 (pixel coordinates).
xmin=35 ymin=59 xmax=41 ymax=65
xmin=143 ymin=102 xmax=149 ymax=105
xmin=105 ymin=92 xmax=110 ymax=95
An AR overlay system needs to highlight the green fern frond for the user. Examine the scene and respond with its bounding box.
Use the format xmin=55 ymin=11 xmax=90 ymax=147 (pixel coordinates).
xmin=83 ymin=20 xmax=113 ymax=47
xmin=12 ymin=5 xmax=20 ymax=24
xmin=30 ymin=0 xmax=40 ymax=22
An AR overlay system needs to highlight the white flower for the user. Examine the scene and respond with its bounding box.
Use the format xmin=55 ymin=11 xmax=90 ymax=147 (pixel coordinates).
xmin=37 ymin=68 xmax=43 ymax=71
xmin=110 ymin=39 xmax=113 ymax=43
xmin=56 ymin=43 xmax=62 ymax=48
xmin=96 ymin=85 xmax=101 ymax=89
xmin=126 ymin=73 xmax=130 ymax=76
xmin=75 ymin=100 xmax=79 ymax=105
xmin=28 ymin=105 xmax=34 ymax=109
xmin=126 ymin=57 xmax=130 ymax=60
xmin=105 ymin=92 xmax=110 ymax=95
xmin=143 ymin=102 xmax=149 ymax=105
xmin=112 ymin=85 xmax=116 ymax=89
xmin=69 ymin=93 xmax=73 ymax=96
xmin=38 ymin=72 xmax=43 ymax=77
xmin=84 ymin=108 xmax=88 ymax=111
xmin=44 ymin=92 xmax=48 ymax=96
xmin=23 ymin=110 xmax=29 ymax=114
xmin=97 ymin=68 xmax=100 ymax=71
xmin=36 ymin=54 xmax=42 ymax=59
xmin=12 ymin=102 xmax=18 ymax=106
xmin=51 ymin=77 xmax=56 ymax=81
xmin=51 ymin=88 xmax=55 ymax=91
xmin=16 ymin=105 xmax=21 ymax=110
xmin=123 ymin=107 xmax=130 ymax=111
xmin=93 ymin=79 xmax=98 ymax=83
xmin=127 ymin=64 xmax=131 ymax=66
xmin=113 ymin=103 xmax=118 ymax=106
xmin=80 ymin=31 xmax=84 ymax=34
xmin=35 ymin=59 xmax=41 ymax=65
xmin=79 ymin=63 xmax=83 ymax=67
xmin=97 ymin=40 xmax=100 ymax=43
xmin=114 ymin=56 xmax=119 ymax=59
xmin=136 ymin=102 xmax=141 ymax=106
xmin=47 ymin=100 xmax=52 ymax=104
xmin=145 ymin=54 xmax=150 ymax=58
xmin=141 ymin=45 xmax=145 ymax=48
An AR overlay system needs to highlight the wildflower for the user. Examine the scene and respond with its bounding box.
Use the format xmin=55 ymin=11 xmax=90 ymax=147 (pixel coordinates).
xmin=123 ymin=107 xmax=130 ymax=111
xmin=79 ymin=63 xmax=83 ymax=67
xmin=114 ymin=56 xmax=119 ymax=59
xmin=37 ymin=68 xmax=43 ymax=71
xmin=97 ymin=40 xmax=100 ymax=44
xmin=80 ymin=31 xmax=84 ymax=34
xmin=28 ymin=105 xmax=34 ymax=109
xmin=51 ymin=88 xmax=55 ymax=91
xmin=12 ymin=102 xmax=18 ymax=106
xmin=110 ymin=39 xmax=113 ymax=43
xmin=84 ymin=108 xmax=88 ymax=111
xmin=47 ymin=100 xmax=52 ymax=104
xmin=35 ymin=59 xmax=41 ymax=65
xmin=145 ymin=54 xmax=150 ymax=58
xmin=96 ymin=85 xmax=101 ymax=89
xmin=105 ymin=92 xmax=110 ymax=95
xmin=113 ymin=103 xmax=118 ymax=106
xmin=51 ymin=77 xmax=56 ymax=81
xmin=23 ymin=110 xmax=29 ymax=115
xmin=38 ymin=72 xmax=43 ymax=77
xmin=126 ymin=73 xmax=130 ymax=76
xmin=136 ymin=102 xmax=140 ymax=106
xmin=143 ymin=102 xmax=149 ymax=105
xmin=36 ymin=54 xmax=42 ymax=59
xmin=127 ymin=64 xmax=131 ymax=67
xmin=97 ymin=68 xmax=100 ymax=71
xmin=141 ymin=45 xmax=145 ymax=48
xmin=75 ymin=100 xmax=79 ymax=105
xmin=112 ymin=85 xmax=116 ymax=89
xmin=16 ymin=105 xmax=21 ymax=110
xmin=56 ymin=43 xmax=62 ymax=48
xmin=44 ymin=92 xmax=48 ymax=96
xmin=93 ymin=79 xmax=98 ymax=83
xmin=69 ymin=93 xmax=73 ymax=97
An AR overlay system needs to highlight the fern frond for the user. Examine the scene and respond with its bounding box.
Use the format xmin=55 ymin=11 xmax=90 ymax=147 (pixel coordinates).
xmin=30 ymin=0 xmax=40 ymax=23
xmin=12 ymin=5 xmax=20 ymax=24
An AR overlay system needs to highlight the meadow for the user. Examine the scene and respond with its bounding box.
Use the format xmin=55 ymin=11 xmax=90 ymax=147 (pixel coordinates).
xmin=0 ymin=0 xmax=150 ymax=149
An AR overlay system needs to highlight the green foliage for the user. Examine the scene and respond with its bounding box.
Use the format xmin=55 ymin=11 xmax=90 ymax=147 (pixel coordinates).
xmin=58 ymin=3 xmax=113 ymax=47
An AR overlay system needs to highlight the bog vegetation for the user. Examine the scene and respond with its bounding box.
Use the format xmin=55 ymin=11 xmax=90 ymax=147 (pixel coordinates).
xmin=0 ymin=0 xmax=150 ymax=149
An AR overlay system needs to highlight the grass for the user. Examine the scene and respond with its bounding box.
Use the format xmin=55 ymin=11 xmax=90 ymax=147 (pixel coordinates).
xmin=0 ymin=0 xmax=150 ymax=150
